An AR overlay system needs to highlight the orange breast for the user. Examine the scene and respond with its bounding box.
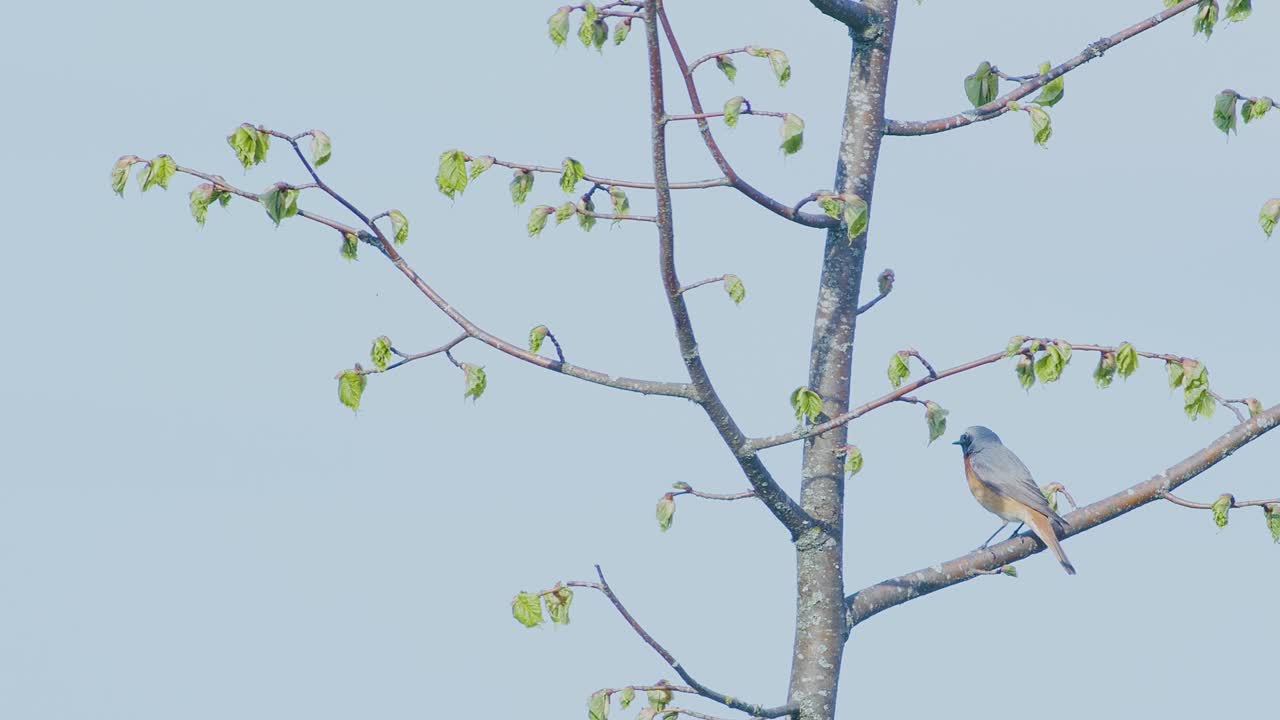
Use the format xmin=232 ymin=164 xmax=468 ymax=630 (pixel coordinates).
xmin=964 ymin=456 xmax=1026 ymax=523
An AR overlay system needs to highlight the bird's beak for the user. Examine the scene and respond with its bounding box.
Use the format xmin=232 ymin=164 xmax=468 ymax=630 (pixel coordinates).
xmin=951 ymin=439 xmax=963 ymax=446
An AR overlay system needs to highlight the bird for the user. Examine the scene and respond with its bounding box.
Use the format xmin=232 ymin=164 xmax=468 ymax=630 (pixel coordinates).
xmin=952 ymin=426 xmax=1076 ymax=575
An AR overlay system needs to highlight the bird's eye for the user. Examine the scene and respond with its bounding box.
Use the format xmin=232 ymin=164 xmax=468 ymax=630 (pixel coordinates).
xmin=962 ymin=434 xmax=970 ymax=443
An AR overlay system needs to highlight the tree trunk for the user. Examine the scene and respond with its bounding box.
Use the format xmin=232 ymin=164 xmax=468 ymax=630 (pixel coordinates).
xmin=788 ymin=3 xmax=897 ymax=719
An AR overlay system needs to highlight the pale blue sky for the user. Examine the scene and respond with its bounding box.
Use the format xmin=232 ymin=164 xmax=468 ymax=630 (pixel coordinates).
xmin=2 ymin=2 xmax=1277 ymax=718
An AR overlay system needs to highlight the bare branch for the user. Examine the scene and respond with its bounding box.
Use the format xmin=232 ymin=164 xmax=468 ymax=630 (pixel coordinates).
xmin=358 ymin=333 xmax=469 ymax=376
xmin=667 ymin=109 xmax=787 ymax=122
xmin=676 ymin=275 xmax=727 ymax=296
xmin=808 ymin=0 xmax=881 ymax=34
xmin=845 ymin=405 xmax=1280 ymax=629
xmin=672 ymin=483 xmax=755 ymax=502
xmin=884 ymin=0 xmax=1201 ymax=136
xmin=1162 ymin=491 xmax=1280 ymax=511
xmin=593 ymin=566 xmax=798 ymax=719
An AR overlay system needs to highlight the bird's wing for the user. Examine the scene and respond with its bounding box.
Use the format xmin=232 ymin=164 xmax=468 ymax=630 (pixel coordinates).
xmin=968 ymin=445 xmax=1063 ymax=524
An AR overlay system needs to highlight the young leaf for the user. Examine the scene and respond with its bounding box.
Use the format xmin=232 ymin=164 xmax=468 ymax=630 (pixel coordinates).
xmin=371 ymin=335 xmax=393 ymax=371
xmin=1033 ymin=342 xmax=1070 ymax=383
xmin=963 ymin=61 xmax=998 ymax=108
xmin=548 ymin=6 xmax=571 ymax=46
xmin=1182 ymin=361 xmax=1215 ymax=420
xmin=619 ymin=688 xmax=635 ymax=710
xmin=529 ymin=325 xmax=549 ymax=353
xmin=924 ymin=401 xmax=949 ymax=444
xmin=767 ymin=49 xmax=791 ymax=86
xmin=259 ymin=183 xmax=300 ymax=226
xmin=227 ymin=124 xmax=267 ymax=169
xmin=790 ymin=386 xmax=823 ymax=424
xmin=1116 ymin=342 xmax=1139 ymax=378
xmin=1258 ymin=198 xmax=1280 ymax=238
xmin=560 ymin=157 xmax=585 ymax=193
xmin=656 ymin=493 xmax=676 ymax=532
xmin=1015 ymin=355 xmax=1035 ymax=390
xmin=723 ymin=274 xmax=746 ymax=305
xmin=1166 ymin=360 xmax=1185 ymax=388
xmin=647 ymin=686 xmax=673 ymax=711
xmin=554 ymin=202 xmax=576 ymax=225
xmin=1224 ymin=0 xmax=1251 ymax=21
xmin=309 ymin=130 xmax=332 ymax=167
xmin=887 ymin=352 xmax=910 ymax=389
xmin=511 ymin=591 xmax=544 ymax=627
xmin=588 ymin=690 xmax=609 ymax=720
xmin=469 ymin=154 xmax=494 ymax=180
xmin=1264 ymin=504 xmax=1280 ymax=543
xmin=779 ymin=113 xmax=805 ymax=155
xmin=1242 ymin=96 xmax=1272 ymax=123
xmin=723 ymin=95 xmax=745 ymax=128
xmin=1211 ymin=494 xmax=1232 ymax=528
xmin=138 ymin=155 xmax=177 ymax=192
xmin=1244 ymin=397 xmax=1263 ymax=417
xmin=1094 ymin=351 xmax=1117 ymax=389
xmin=462 ymin=363 xmax=487 ymax=401
xmin=844 ymin=445 xmax=864 ymax=476
xmin=1027 ymin=106 xmax=1052 ymax=146
xmin=436 ymin=149 xmax=469 ymax=199
xmin=385 ymin=209 xmax=409 ymax=245
xmin=613 ymin=17 xmax=632 ymax=45
xmin=877 ymin=269 xmax=895 ymax=295
xmin=589 ymin=19 xmax=608 ymax=50
xmin=510 ymin=169 xmax=535 ymax=205
xmin=528 ymin=205 xmax=554 ymax=237
xmin=337 ymin=368 xmax=366 ymax=412
xmin=544 ymin=585 xmax=573 ymax=625
xmin=1004 ymin=336 xmax=1026 ymax=357
xmin=1193 ymin=0 xmax=1219 ymax=37
xmin=340 ymin=232 xmax=359 ymax=261
xmin=841 ymin=194 xmax=868 ymax=240
xmin=577 ymin=197 xmax=596 ymax=231
xmin=188 ymin=183 xmax=215 ymax=226
xmin=1031 ymin=61 xmax=1064 ymax=107
xmin=608 ymin=186 xmax=629 ymax=222
xmin=716 ymin=54 xmax=737 ymax=82
xmin=111 ymin=155 xmax=141 ymax=196
xmin=1212 ymin=91 xmax=1238 ymax=135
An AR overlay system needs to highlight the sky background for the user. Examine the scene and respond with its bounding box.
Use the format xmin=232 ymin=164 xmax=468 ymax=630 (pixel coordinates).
xmin=2 ymin=1 xmax=1277 ymax=718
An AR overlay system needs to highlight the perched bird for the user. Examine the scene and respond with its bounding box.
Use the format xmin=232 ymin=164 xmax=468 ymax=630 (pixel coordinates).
xmin=952 ymin=426 xmax=1076 ymax=575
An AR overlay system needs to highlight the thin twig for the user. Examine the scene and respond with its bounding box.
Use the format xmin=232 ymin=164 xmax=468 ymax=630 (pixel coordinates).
xmin=673 ymin=484 xmax=755 ymax=501
xmin=487 ymin=157 xmax=728 ymax=191
xmin=686 ymin=46 xmax=751 ymax=75
xmin=360 ymin=333 xmax=469 ymax=375
xmin=676 ymin=275 xmax=727 ymax=295
xmin=667 ymin=109 xmax=786 ymax=122
xmin=1161 ymin=491 xmax=1280 ymax=510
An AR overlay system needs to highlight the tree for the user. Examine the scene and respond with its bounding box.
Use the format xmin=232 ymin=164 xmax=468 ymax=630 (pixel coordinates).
xmin=111 ymin=1 xmax=1278 ymax=719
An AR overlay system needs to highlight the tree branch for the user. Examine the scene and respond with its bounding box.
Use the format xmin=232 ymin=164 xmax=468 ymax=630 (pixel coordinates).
xmin=593 ymin=566 xmax=798 ymax=719
xmin=808 ymin=0 xmax=880 ymax=34
xmin=676 ymin=275 xmax=728 ymax=295
xmin=883 ymin=0 xmax=1200 ymax=137
xmin=357 ymin=333 xmax=469 ymax=375
xmin=646 ymin=0 xmax=810 ymax=537
xmin=488 ymin=156 xmax=729 ymax=191
xmin=845 ymin=405 xmax=1280 ymax=629
xmin=1162 ymin=491 xmax=1280 ymax=511
xmin=654 ymin=5 xmax=836 ymax=229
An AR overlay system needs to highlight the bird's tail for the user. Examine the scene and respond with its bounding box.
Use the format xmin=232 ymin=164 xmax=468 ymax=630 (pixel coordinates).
xmin=1027 ymin=512 xmax=1076 ymax=575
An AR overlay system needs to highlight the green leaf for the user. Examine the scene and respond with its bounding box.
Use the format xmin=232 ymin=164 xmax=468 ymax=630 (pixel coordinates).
xmin=1211 ymin=493 xmax=1232 ymax=528
xmin=716 ymin=54 xmax=737 ymax=82
xmin=745 ymin=45 xmax=770 ymax=58
xmin=877 ymin=268 xmax=895 ymax=295
xmin=1033 ymin=342 xmax=1070 ymax=383
xmin=1224 ymin=0 xmax=1251 ymax=21
xmin=656 ymin=493 xmax=676 ymax=532
xmin=591 ymin=19 xmax=608 ymax=50
xmin=723 ymin=96 xmax=745 ymax=128
xmin=1193 ymin=0 xmax=1219 ymax=37
xmin=613 ymin=17 xmax=632 ymax=45
xmin=386 ymin=209 xmax=409 ymax=246
xmin=548 ymin=6 xmax=571 ymax=46
xmin=111 ymin=155 xmax=141 ymax=196
xmin=1182 ymin=360 xmax=1214 ymax=420
xmin=258 ymin=183 xmax=300 ymax=226
xmin=647 ymin=686 xmax=673 ymax=711
xmin=436 ymin=149 xmax=469 ymax=199
xmin=619 ymin=688 xmax=635 ymax=710
xmin=887 ymin=352 xmax=910 ymax=389
xmin=790 ymin=386 xmax=823 ymax=424
xmin=371 ymin=336 xmax=393 ymax=371
xmin=138 ymin=155 xmax=177 ymax=192
xmin=511 ymin=591 xmax=543 ymax=627
xmin=510 ymin=169 xmax=534 ymax=206
xmin=1259 ymin=198 xmax=1280 ymax=238
xmin=1213 ymin=91 xmax=1238 ymax=135
xmin=963 ymin=61 xmax=998 ymax=108
xmin=723 ymin=274 xmax=746 ymax=305
xmin=555 ymin=202 xmax=576 ymax=225
xmin=1031 ymin=61 xmax=1064 ymax=107
xmin=1027 ymin=105 xmax=1052 ymax=146
xmin=844 ymin=445 xmax=863 ymax=476
xmin=188 ymin=183 xmax=215 ymax=226
xmin=1004 ymin=336 xmax=1026 ymax=357
xmin=1015 ymin=355 xmax=1035 ymax=390
xmin=1244 ymin=397 xmax=1263 ymax=417
xmin=529 ymin=325 xmax=549 ymax=353
xmin=1000 ymin=565 xmax=1018 ymax=578
xmin=217 ymin=190 xmax=231 ymax=208
xmin=469 ymin=154 xmax=494 ymax=180
xmin=767 ymin=49 xmax=791 ymax=86
xmin=463 ymin=363 xmax=487 ymax=401
xmin=608 ymin=186 xmax=629 ymax=223
xmin=309 ymin=129 xmax=331 ymax=167
xmin=818 ymin=194 xmax=841 ymax=218
xmin=560 ymin=157 xmax=585 ymax=193
xmin=338 ymin=368 xmax=366 ymax=412
xmin=1166 ymin=360 xmax=1185 ymax=388
xmin=779 ymin=113 xmax=805 ymax=155
xmin=227 ymin=124 xmax=260 ymax=169
xmin=577 ymin=197 xmax=596 ymax=231
xmin=340 ymin=232 xmax=359 ymax=261
xmin=588 ymin=690 xmax=609 ymax=720
xmin=1093 ymin=351 xmax=1117 ymax=389
xmin=924 ymin=401 xmax=949 ymax=445
xmin=1116 ymin=342 xmax=1139 ymax=378
xmin=544 ymin=585 xmax=573 ymax=625
xmin=1242 ymin=96 xmax=1272 ymax=123
xmin=528 ymin=205 xmax=553 ymax=237
xmin=841 ymin=194 xmax=868 ymax=240
xmin=1264 ymin=504 xmax=1280 ymax=543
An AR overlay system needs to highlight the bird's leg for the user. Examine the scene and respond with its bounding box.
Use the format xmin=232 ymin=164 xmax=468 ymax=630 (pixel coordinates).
xmin=978 ymin=522 xmax=1010 ymax=549
xmin=1004 ymin=522 xmax=1025 ymax=541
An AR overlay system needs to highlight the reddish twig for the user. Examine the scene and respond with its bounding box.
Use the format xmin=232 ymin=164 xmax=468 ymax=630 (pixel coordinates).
xmin=686 ymin=46 xmax=752 ymax=75
xmin=359 ymin=333 xmax=469 ymax=375
xmin=487 ymin=157 xmax=728 ymax=191
xmin=676 ymin=275 xmax=727 ymax=295
xmin=667 ymin=109 xmax=786 ymax=122
xmin=1161 ymin=491 xmax=1280 ymax=511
